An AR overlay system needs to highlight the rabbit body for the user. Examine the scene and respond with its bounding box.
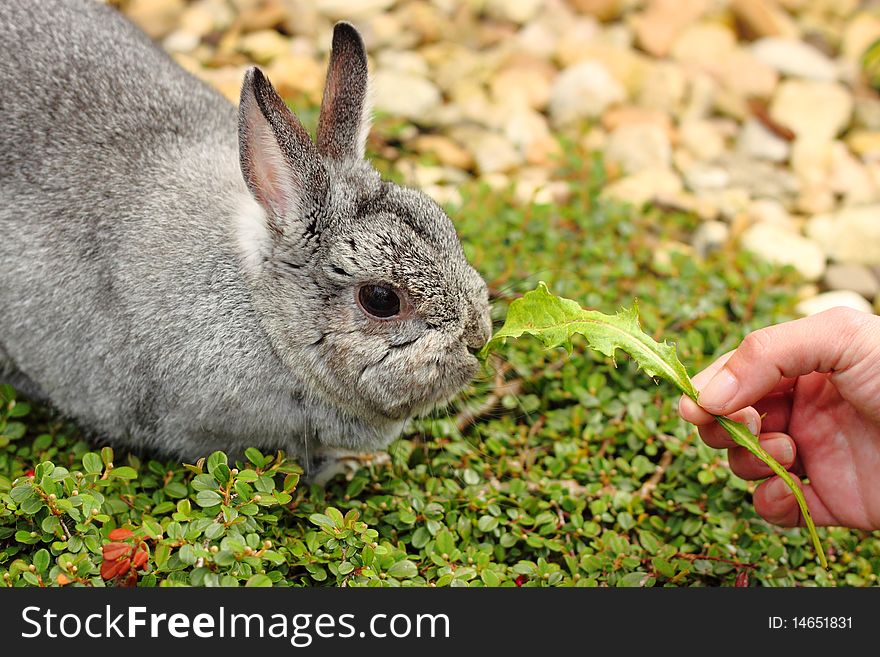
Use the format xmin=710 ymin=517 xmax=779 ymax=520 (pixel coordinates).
xmin=0 ymin=0 xmax=490 ymax=471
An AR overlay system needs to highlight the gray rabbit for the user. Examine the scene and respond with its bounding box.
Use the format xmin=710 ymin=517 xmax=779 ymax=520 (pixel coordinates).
xmin=0 ymin=0 xmax=491 ymax=480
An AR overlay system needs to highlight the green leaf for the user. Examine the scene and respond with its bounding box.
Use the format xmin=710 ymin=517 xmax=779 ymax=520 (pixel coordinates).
xmin=481 ymin=282 xmax=697 ymax=399
xmin=387 ymin=560 xmax=418 ymax=579
xmin=244 ymin=448 xmax=267 ymax=468
xmin=82 ymin=453 xmax=103 ymax=475
xmin=245 ymin=574 xmax=273 ymax=587
xmin=109 ymin=466 xmax=137 ymax=480
xmin=482 ymin=282 xmax=826 ymax=569
xmin=195 ymin=490 xmax=223 ymax=507
xmin=33 ymin=549 xmax=50 ymax=574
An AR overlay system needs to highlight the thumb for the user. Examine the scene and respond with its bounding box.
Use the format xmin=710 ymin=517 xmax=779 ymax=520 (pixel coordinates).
xmin=696 ymin=308 xmax=873 ymax=416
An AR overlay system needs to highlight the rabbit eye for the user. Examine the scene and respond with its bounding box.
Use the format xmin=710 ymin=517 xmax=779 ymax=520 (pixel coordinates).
xmin=358 ymin=284 xmax=401 ymax=319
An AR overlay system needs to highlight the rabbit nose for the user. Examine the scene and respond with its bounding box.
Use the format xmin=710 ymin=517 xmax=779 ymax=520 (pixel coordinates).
xmin=463 ymin=307 xmax=491 ymax=353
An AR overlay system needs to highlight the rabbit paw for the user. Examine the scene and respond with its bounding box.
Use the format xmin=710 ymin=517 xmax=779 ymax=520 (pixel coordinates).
xmin=305 ymin=449 xmax=390 ymax=486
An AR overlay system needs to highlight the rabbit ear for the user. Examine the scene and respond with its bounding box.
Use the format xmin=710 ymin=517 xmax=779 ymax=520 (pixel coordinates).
xmin=316 ymin=22 xmax=371 ymax=161
xmin=238 ymin=68 xmax=329 ymax=232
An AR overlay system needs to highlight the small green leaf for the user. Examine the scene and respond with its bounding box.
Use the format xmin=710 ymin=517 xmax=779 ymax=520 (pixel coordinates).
xmin=195 ymin=490 xmax=223 ymax=507
xmin=33 ymin=549 xmax=50 ymax=573
xmin=109 ymin=466 xmax=137 ymax=480
xmin=245 ymin=574 xmax=273 ymax=587
xmin=387 ymin=560 xmax=418 ymax=579
xmin=82 ymin=453 xmax=103 ymax=475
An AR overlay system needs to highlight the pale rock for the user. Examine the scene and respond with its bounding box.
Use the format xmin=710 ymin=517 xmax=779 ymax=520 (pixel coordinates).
xmin=363 ymin=13 xmax=414 ymax=50
xmin=602 ymin=106 xmax=673 ymax=137
xmin=722 ymin=153 xmax=800 ymax=201
xmin=580 ymin=127 xmax=608 ymax=152
xmin=842 ymin=13 xmax=880 ymax=62
xmin=375 ymin=50 xmax=429 ymax=77
xmin=513 ymin=168 xmax=551 ymax=205
xmin=125 ymin=0 xmax=186 ymax=39
xmin=790 ymin=137 xmax=833 ymax=186
xmin=490 ymin=60 xmax=554 ymax=111
xmin=602 ymin=167 xmax=683 ymax=205
xmin=671 ymin=23 xmax=737 ymax=66
xmin=422 ymin=185 xmax=463 ymax=208
xmin=717 ymin=50 xmax=779 ymax=98
xmin=534 ymin=181 xmax=572 ymax=205
xmin=392 ymin=1 xmax=448 ymax=45
xmin=557 ymin=42 xmax=647 ymax=96
xmin=847 ymin=130 xmax=880 ymax=157
xmin=796 ymin=185 xmax=836 ymax=215
xmin=698 ymin=187 xmax=752 ymax=221
xmin=854 ymin=94 xmax=880 ymax=131
xmin=681 ymin=71 xmax=717 ymax=122
xmin=680 ymin=120 xmax=726 ymax=161
xmin=237 ymin=0 xmax=286 ymax=32
xmin=691 ymin=220 xmax=730 ymax=257
xmin=503 ymin=108 xmax=552 ymax=154
xmin=266 ymin=54 xmax=325 ymax=100
xmin=829 ymin=142 xmax=877 ymax=204
xmin=549 ymin=60 xmax=625 ymax=127
xmin=637 ymin=61 xmax=686 ymax=114
xmin=315 ymin=0 xmax=395 ymax=21
xmin=737 ymin=119 xmax=790 ymax=162
xmin=238 ymin=29 xmax=291 ymax=64
xmin=748 ymin=199 xmax=796 ymax=229
xmin=632 ymin=0 xmax=708 ymax=58
xmin=279 ymin=0 xmax=320 ymax=38
xmin=180 ymin=1 xmax=229 ymax=37
xmin=751 ymin=38 xmax=838 ymax=82
xmin=683 ymin=164 xmax=730 ymax=192
xmin=605 ymin=123 xmax=671 ymax=174
xmin=372 ymin=70 xmax=442 ymax=122
xmin=823 ymin=263 xmax=880 ymax=299
xmin=568 ymin=0 xmax=622 ymax=21
xmin=412 ymin=135 xmax=474 ymax=171
xmin=516 ymin=19 xmax=559 ymax=58
xmin=769 ymin=80 xmax=853 ymax=140
xmin=806 ymin=206 xmax=880 ymax=265
xmin=796 ymin=290 xmax=874 ymax=315
xmin=450 ymin=128 xmax=523 ymax=175
xmin=741 ymin=222 xmax=826 ymax=281
xmin=731 ymin=0 xmax=799 ymax=38
xmin=554 ymin=18 xmax=602 ymax=67
xmin=190 ymin=65 xmax=249 ymax=103
xmin=163 ymin=30 xmax=200 ymax=54
xmin=485 ymin=0 xmax=544 ymax=25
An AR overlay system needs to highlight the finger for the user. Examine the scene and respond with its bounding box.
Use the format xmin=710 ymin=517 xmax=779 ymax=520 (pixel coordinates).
xmin=697 ymin=407 xmax=762 ymax=448
xmin=696 ymin=309 xmax=869 ymax=416
xmin=752 ymin=393 xmax=793 ymax=434
xmin=753 ymin=475 xmax=839 ymax=528
xmin=727 ymin=433 xmax=796 ymax=479
xmin=679 ymin=357 xmax=796 ymax=425
xmin=678 ymin=352 xmax=735 ymax=425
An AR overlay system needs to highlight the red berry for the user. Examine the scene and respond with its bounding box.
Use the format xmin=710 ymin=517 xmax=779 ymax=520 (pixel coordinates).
xmin=735 ymin=571 xmax=749 ymax=588
xmin=515 ymin=574 xmax=527 ymax=587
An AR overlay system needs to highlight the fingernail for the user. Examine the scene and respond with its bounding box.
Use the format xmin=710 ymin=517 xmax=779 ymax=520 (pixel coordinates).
xmin=698 ymin=369 xmax=739 ymax=413
xmin=745 ymin=415 xmax=759 ymax=436
xmin=763 ymin=436 xmax=794 ymax=465
xmin=765 ymin=477 xmax=792 ymax=504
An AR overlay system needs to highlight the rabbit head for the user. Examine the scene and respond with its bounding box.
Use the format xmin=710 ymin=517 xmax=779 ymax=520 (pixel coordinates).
xmin=235 ymin=23 xmax=491 ymax=440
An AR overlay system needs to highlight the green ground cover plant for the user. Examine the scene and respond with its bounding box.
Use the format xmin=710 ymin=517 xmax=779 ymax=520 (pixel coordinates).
xmin=2 ymin=145 xmax=879 ymax=587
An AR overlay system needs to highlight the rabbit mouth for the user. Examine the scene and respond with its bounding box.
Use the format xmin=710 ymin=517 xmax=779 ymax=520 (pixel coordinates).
xmin=347 ymin=344 xmax=479 ymax=422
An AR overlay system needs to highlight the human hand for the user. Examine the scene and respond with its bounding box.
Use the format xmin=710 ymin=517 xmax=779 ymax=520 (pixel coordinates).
xmin=678 ymin=308 xmax=880 ymax=531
